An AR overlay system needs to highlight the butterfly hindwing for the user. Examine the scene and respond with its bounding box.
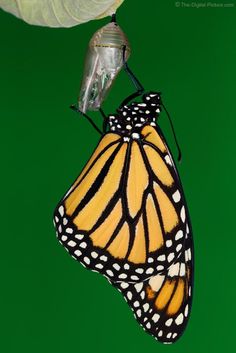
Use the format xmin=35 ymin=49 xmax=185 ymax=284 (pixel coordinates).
xmin=113 ymin=225 xmax=193 ymax=344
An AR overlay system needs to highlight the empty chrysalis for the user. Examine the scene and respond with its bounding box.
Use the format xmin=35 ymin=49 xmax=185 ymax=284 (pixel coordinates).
xmin=78 ymin=15 xmax=131 ymax=113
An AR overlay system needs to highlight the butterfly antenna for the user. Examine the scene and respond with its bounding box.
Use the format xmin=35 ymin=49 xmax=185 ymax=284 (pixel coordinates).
xmin=70 ymin=105 xmax=103 ymax=135
xmin=99 ymin=108 xmax=109 ymax=133
xmin=161 ymin=102 xmax=182 ymax=162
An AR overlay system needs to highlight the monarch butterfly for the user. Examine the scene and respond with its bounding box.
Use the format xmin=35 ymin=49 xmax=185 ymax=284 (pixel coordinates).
xmin=53 ymin=89 xmax=194 ymax=343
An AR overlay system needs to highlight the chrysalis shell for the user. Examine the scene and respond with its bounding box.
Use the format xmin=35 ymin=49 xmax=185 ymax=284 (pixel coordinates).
xmin=78 ymin=21 xmax=130 ymax=113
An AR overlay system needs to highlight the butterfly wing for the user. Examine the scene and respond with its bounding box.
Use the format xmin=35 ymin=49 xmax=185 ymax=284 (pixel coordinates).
xmin=113 ymin=225 xmax=193 ymax=344
xmin=54 ymin=125 xmax=189 ymax=283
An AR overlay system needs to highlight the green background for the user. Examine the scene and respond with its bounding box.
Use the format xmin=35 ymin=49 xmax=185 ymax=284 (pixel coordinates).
xmin=0 ymin=1 xmax=235 ymax=352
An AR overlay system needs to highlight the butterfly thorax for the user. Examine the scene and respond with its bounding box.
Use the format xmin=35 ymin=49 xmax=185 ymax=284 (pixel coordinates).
xmin=108 ymin=92 xmax=162 ymax=138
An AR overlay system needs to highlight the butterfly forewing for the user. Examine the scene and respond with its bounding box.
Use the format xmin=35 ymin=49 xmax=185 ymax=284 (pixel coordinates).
xmin=54 ymin=124 xmax=188 ymax=283
xmin=53 ymin=91 xmax=194 ymax=343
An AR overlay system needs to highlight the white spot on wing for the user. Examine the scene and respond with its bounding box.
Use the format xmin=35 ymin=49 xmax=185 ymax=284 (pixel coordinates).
xmin=74 ymin=249 xmax=82 ymax=257
xmin=143 ymin=303 xmax=149 ymax=312
xmin=189 ymin=286 xmax=192 ymax=296
xmin=180 ymin=263 xmax=186 ymax=276
xmin=119 ymin=273 xmax=127 ymax=279
xmin=186 ymin=224 xmax=190 ymax=234
xmin=58 ymin=206 xmax=64 ymax=217
xmin=132 ymin=133 xmax=140 ymax=139
xmin=180 ymin=206 xmax=186 ymax=223
xmin=67 ymin=240 xmax=76 ymax=247
xmin=168 ymin=262 xmax=180 ymax=277
xmin=95 ymin=263 xmax=103 ymax=269
xmin=113 ymin=263 xmax=121 ymax=271
xmin=175 ymin=230 xmax=184 ymax=240
xmin=172 ymin=190 xmax=181 ymax=203
xmin=187 ymin=248 xmax=192 ymax=260
xmin=157 ymin=265 xmax=164 ymax=271
xmin=165 ymin=318 xmax=173 ymax=326
xmin=175 ymin=313 xmax=184 ymax=325
xmin=184 ymin=304 xmax=189 ymax=317
xmin=167 ymin=252 xmax=175 ymax=263
xmin=106 ymin=270 xmax=114 ymax=277
xmin=176 ymin=244 xmax=182 ymax=252
xmin=152 ymin=313 xmax=160 ymax=323
xmin=123 ymin=137 xmax=130 ymax=142
xmin=79 ymin=242 xmax=87 ymax=249
xmin=91 ymin=251 xmax=98 ymax=258
xmin=149 ymin=275 xmax=165 ymax=292
xmin=100 ymin=255 xmax=107 ymax=262
xmin=75 ymin=234 xmax=84 ymax=240
xmin=84 ymin=257 xmax=90 ymax=265
xmin=165 ymin=155 xmax=172 ymax=166
xmin=131 ymin=275 xmax=139 ymax=281
xmin=63 ymin=218 xmax=68 ymax=225
xmin=157 ymin=255 xmax=165 ymax=261
xmin=120 ymin=282 xmax=129 ymax=289
xmin=135 ymin=268 xmax=144 ymax=274
xmin=146 ymin=268 xmax=154 ymax=275
xmin=134 ymin=282 xmax=143 ymax=293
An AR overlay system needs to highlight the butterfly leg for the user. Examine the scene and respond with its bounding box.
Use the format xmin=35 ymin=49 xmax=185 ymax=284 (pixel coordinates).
xmin=70 ymin=104 xmax=103 ymax=135
xmin=99 ymin=108 xmax=109 ymax=133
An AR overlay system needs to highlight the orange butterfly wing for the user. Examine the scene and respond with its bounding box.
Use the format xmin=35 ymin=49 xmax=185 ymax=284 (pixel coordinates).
xmin=54 ymin=125 xmax=188 ymax=283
